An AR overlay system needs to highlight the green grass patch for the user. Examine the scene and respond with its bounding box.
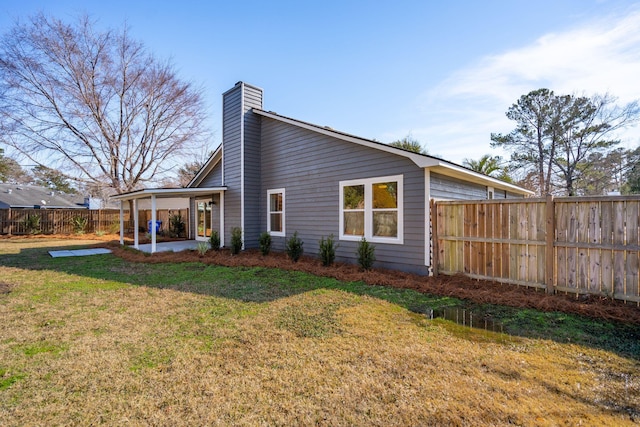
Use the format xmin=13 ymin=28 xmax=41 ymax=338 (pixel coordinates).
xmin=0 ymin=368 xmax=25 ymax=390
xmin=16 ymin=342 xmax=67 ymax=357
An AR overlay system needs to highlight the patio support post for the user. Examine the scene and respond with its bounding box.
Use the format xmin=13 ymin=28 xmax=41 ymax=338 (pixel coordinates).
xmin=151 ymin=195 xmax=157 ymax=253
xmin=134 ymin=199 xmax=139 ymax=249
xmin=119 ymin=201 xmax=124 ymax=245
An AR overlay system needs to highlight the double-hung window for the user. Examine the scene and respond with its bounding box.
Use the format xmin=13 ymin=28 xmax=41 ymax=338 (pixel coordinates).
xmin=339 ymin=174 xmax=403 ymax=244
xmin=267 ymin=188 xmax=285 ymax=236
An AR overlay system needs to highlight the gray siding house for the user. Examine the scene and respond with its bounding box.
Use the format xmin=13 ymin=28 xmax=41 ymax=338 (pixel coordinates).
xmin=183 ymin=82 xmax=531 ymax=274
xmin=114 ymin=82 xmax=531 ymax=272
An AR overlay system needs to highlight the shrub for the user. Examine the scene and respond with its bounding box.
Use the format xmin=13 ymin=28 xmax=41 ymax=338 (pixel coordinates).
xmin=318 ymin=234 xmax=338 ymax=267
xmin=23 ymin=214 xmax=41 ymax=235
xmin=169 ymin=213 xmax=186 ymax=238
xmin=230 ymin=227 xmax=243 ymax=255
xmin=108 ymin=220 xmax=121 ymax=234
xmin=95 ymin=230 xmax=106 ymax=237
xmin=259 ymin=232 xmax=272 ymax=256
xmin=209 ymin=230 xmax=221 ymax=251
xmin=286 ymin=231 xmax=304 ymax=262
xmin=356 ymin=237 xmax=376 ymax=271
xmin=71 ymin=216 xmax=88 ymax=234
xmin=196 ymin=241 xmax=209 ymax=256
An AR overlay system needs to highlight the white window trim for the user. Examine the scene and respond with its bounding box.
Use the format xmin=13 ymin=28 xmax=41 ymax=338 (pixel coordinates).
xmin=487 ymin=186 xmax=495 ymax=200
xmin=267 ymin=188 xmax=285 ymax=237
xmin=339 ymin=174 xmax=403 ymax=245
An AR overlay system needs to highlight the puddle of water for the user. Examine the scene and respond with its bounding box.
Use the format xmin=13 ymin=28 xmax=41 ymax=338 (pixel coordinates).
xmin=409 ymin=305 xmax=505 ymax=334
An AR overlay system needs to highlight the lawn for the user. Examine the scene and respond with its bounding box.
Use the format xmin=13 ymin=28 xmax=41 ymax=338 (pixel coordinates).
xmin=0 ymin=238 xmax=638 ymax=426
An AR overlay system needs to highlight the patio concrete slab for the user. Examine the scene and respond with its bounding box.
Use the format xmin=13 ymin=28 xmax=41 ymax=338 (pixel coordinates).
xmin=135 ymin=240 xmax=201 ymax=253
xmin=49 ymin=248 xmax=112 ymax=258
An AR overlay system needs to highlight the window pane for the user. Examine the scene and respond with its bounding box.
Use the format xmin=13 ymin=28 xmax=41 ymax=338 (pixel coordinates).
xmin=270 ymin=193 xmax=282 ymax=212
xmin=373 ymin=211 xmax=397 ymax=237
xmin=373 ymin=182 xmax=397 ymax=209
xmin=343 ymin=185 xmax=365 ymax=209
xmin=270 ymin=213 xmax=282 ymax=232
xmin=343 ymin=211 xmax=364 ymax=236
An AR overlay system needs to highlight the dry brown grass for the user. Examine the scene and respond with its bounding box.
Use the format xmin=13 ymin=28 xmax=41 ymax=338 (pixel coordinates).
xmin=1 ymin=238 xmax=639 ymax=426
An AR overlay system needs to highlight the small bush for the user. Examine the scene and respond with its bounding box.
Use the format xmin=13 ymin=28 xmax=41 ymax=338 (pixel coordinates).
xmin=286 ymin=231 xmax=304 ymax=262
xmin=209 ymin=230 xmax=221 ymax=251
xmin=108 ymin=220 xmax=121 ymax=234
xmin=23 ymin=214 xmax=41 ymax=235
xmin=230 ymin=227 xmax=243 ymax=255
xmin=71 ymin=216 xmax=88 ymax=234
xmin=259 ymin=232 xmax=272 ymax=256
xmin=196 ymin=242 xmax=209 ymax=256
xmin=95 ymin=230 xmax=106 ymax=237
xmin=318 ymin=234 xmax=338 ymax=267
xmin=356 ymin=237 xmax=376 ymax=271
xmin=169 ymin=213 xmax=186 ymax=238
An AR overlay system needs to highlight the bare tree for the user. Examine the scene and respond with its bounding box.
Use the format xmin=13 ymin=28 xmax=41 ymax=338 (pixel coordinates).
xmin=0 ymin=14 xmax=208 ymax=197
xmin=553 ymin=94 xmax=639 ymax=196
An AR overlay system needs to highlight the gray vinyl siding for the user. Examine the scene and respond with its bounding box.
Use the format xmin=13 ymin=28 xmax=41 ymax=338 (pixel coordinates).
xmin=430 ymin=172 xmax=487 ymax=200
xmin=242 ymin=86 xmax=263 ymax=248
xmin=506 ymin=191 xmax=524 ymax=199
xmin=259 ymin=118 xmax=427 ymax=274
xmin=199 ymin=161 xmax=223 ymax=187
xmin=222 ymin=85 xmax=242 ymax=246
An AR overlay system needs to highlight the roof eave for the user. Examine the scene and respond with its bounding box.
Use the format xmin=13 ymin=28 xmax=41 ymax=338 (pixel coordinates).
xmin=110 ymin=187 xmax=227 ymax=201
xmin=427 ymin=162 xmax=534 ymax=195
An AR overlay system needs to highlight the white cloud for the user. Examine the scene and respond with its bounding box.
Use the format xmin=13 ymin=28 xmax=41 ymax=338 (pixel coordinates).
xmin=419 ymin=8 xmax=640 ymax=164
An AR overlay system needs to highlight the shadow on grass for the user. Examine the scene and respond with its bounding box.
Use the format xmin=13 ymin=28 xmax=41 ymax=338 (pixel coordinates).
xmin=2 ymin=242 xmax=640 ymax=361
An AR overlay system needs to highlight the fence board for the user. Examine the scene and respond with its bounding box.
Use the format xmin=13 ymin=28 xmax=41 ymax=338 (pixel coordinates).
xmin=500 ymin=203 xmax=509 ymax=279
xmin=601 ymin=201 xmax=613 ymax=296
xmin=626 ymin=201 xmax=639 ymax=299
xmin=613 ymin=201 xmax=626 ymax=298
xmin=577 ymin=202 xmax=589 ymax=289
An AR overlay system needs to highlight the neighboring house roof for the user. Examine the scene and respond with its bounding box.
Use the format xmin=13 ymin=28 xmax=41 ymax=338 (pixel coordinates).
xmin=253 ymin=109 xmax=533 ymax=196
xmin=0 ymin=184 xmax=86 ymax=209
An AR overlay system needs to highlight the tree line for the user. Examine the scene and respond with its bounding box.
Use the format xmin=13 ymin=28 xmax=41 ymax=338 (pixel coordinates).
xmin=490 ymin=89 xmax=639 ymax=196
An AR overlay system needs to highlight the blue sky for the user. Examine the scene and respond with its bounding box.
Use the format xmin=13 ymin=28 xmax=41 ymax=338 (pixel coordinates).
xmin=1 ymin=0 xmax=640 ymax=165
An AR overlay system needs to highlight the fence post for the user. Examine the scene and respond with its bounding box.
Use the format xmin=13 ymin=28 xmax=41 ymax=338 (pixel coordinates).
xmin=7 ymin=208 xmax=12 ymax=236
xmin=430 ymin=199 xmax=439 ymax=276
xmin=545 ymin=195 xmax=555 ymax=294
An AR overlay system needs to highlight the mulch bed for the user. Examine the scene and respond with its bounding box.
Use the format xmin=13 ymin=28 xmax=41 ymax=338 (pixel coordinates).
xmin=99 ymin=241 xmax=640 ymax=325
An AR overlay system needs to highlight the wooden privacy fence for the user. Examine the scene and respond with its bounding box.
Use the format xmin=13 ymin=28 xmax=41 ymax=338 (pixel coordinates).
xmin=0 ymin=208 xmax=188 ymax=236
xmin=432 ymin=196 xmax=640 ymax=304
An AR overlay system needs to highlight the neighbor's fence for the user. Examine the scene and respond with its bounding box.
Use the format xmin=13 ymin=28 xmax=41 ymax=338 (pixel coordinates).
xmin=0 ymin=208 xmax=189 ymax=236
xmin=432 ymin=196 xmax=640 ymax=304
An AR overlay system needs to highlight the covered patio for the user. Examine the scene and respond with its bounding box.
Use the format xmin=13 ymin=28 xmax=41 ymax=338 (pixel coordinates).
xmin=111 ymin=187 xmax=226 ymax=253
